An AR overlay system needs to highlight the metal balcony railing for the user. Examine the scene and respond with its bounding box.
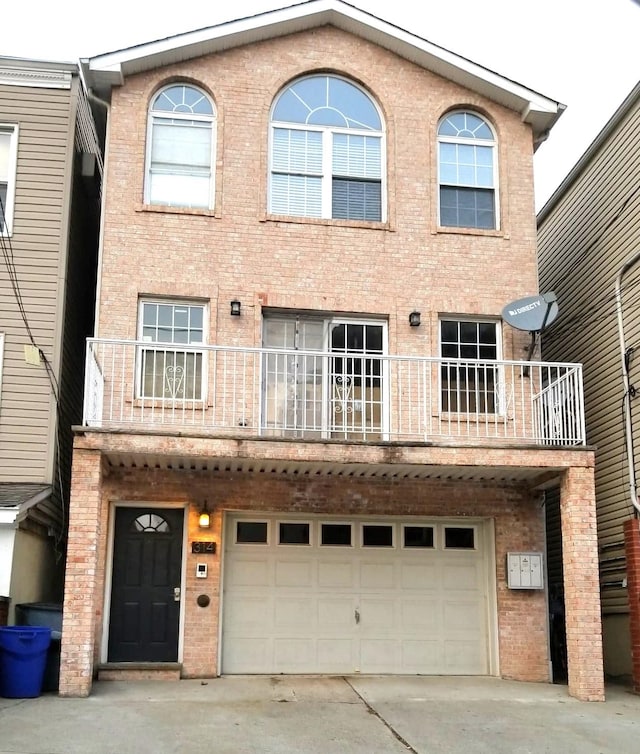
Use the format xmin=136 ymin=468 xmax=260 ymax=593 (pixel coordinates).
xmin=83 ymin=338 xmax=586 ymax=446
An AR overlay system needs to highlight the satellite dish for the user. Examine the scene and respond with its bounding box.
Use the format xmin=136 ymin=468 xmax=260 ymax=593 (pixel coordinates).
xmin=501 ymin=292 xmax=559 ymax=333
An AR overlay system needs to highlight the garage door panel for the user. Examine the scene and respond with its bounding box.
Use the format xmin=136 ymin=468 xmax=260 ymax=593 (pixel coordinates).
xmin=361 ymin=639 xmax=399 ymax=672
xmin=274 ymin=597 xmax=315 ymax=628
xmin=360 ymin=598 xmax=395 ymax=629
xmin=225 ymin=595 xmax=272 ymax=629
xmin=360 ymin=562 xmax=395 ymax=588
xmin=275 ymin=559 xmax=313 ymax=586
xmin=401 ymin=599 xmax=441 ymax=630
xmin=227 ymin=558 xmax=271 ymax=586
xmin=318 ymin=597 xmax=355 ymax=628
xmin=400 ymin=562 xmax=439 ymax=589
xmin=443 ymin=600 xmax=484 ymax=631
xmin=223 ymin=515 xmax=492 ymax=676
xmin=442 ymin=562 xmax=481 ymax=590
xmin=318 ymin=560 xmax=355 ymax=588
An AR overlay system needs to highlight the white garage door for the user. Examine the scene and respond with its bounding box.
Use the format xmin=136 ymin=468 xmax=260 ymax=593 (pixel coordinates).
xmin=222 ymin=515 xmax=495 ymax=675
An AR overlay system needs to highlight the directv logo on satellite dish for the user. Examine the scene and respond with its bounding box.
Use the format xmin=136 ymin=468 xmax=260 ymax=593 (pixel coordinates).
xmin=501 ymin=292 xmax=559 ymax=333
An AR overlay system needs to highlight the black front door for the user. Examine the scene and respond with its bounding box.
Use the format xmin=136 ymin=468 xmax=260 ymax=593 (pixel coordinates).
xmin=108 ymin=507 xmax=184 ymax=662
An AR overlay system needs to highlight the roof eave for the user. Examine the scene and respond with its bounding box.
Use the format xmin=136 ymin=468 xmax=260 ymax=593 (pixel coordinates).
xmin=82 ymin=0 xmax=562 ymax=141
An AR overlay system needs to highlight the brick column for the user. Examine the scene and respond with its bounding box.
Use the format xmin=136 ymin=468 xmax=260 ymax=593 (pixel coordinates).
xmin=560 ymin=465 xmax=605 ymax=701
xmin=624 ymin=517 xmax=640 ymax=693
xmin=59 ymin=446 xmax=103 ymax=697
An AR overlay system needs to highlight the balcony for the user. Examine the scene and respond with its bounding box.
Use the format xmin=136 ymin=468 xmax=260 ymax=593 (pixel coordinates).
xmin=83 ymin=339 xmax=586 ymax=447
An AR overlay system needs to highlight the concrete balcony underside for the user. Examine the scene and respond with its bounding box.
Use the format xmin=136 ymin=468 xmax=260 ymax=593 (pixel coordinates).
xmin=74 ymin=427 xmax=594 ymax=486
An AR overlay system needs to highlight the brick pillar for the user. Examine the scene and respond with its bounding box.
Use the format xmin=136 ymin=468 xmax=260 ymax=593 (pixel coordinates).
xmin=560 ymin=465 xmax=605 ymax=701
xmin=624 ymin=517 xmax=640 ymax=692
xmin=59 ymin=446 xmax=103 ymax=697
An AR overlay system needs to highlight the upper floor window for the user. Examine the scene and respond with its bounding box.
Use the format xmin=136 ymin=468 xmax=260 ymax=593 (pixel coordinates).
xmin=437 ymin=112 xmax=497 ymax=230
xmin=269 ymin=75 xmax=384 ymax=222
xmin=440 ymin=318 xmax=500 ymax=414
xmin=138 ymin=300 xmax=206 ymax=400
xmin=0 ymin=125 xmax=18 ymax=235
xmin=145 ymin=84 xmax=215 ymax=209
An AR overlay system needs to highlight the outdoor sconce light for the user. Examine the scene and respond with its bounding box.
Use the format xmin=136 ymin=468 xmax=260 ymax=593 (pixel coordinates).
xmin=198 ymin=500 xmax=211 ymax=529
xmin=409 ymin=311 xmax=421 ymax=327
xmin=230 ymin=299 xmax=241 ymax=316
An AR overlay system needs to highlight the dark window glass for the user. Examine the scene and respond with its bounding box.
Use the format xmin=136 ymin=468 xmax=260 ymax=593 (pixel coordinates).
xmin=440 ymin=187 xmax=495 ymax=229
xmin=332 ymin=179 xmax=381 ymax=221
xmin=444 ymin=527 xmax=475 ymax=549
xmin=362 ymin=524 xmax=393 ymax=547
xmin=279 ymin=522 xmax=310 ymax=545
xmin=404 ymin=526 xmax=434 ymax=548
xmin=321 ymin=523 xmax=352 ymax=546
xmin=236 ymin=521 xmax=268 ymax=544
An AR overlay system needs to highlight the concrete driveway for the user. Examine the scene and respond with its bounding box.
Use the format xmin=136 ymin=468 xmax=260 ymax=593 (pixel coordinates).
xmin=0 ymin=676 xmax=638 ymax=754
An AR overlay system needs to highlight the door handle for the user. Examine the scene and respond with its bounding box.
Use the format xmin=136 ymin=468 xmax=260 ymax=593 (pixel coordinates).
xmin=355 ymin=608 xmax=360 ymax=624
xmin=173 ymin=587 xmax=181 ymax=602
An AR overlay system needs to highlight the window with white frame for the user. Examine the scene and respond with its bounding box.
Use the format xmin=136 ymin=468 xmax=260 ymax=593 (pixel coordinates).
xmin=0 ymin=125 xmax=18 ymax=235
xmin=145 ymin=84 xmax=215 ymax=209
xmin=437 ymin=111 xmax=497 ymax=230
xmin=138 ymin=301 xmax=206 ymax=400
xmin=440 ymin=319 xmax=500 ymax=413
xmin=0 ymin=333 xmax=4 ymax=410
xmin=269 ymin=75 xmax=384 ymax=221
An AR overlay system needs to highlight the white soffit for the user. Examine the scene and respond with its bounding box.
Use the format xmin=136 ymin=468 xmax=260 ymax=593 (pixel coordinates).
xmin=82 ymin=0 xmax=562 ymax=142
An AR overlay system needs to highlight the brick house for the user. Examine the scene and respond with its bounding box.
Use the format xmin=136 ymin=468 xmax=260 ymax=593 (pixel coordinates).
xmin=61 ymin=0 xmax=603 ymax=700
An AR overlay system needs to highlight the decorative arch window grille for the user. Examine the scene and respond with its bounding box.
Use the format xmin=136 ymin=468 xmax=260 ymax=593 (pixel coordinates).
xmin=132 ymin=513 xmax=171 ymax=533
xmin=269 ymin=74 xmax=385 ymax=221
xmin=437 ymin=111 xmax=497 ymax=230
xmin=145 ymin=84 xmax=216 ymax=208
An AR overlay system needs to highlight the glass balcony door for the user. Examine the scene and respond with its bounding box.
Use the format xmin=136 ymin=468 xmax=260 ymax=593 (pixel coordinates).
xmin=261 ymin=315 xmax=386 ymax=439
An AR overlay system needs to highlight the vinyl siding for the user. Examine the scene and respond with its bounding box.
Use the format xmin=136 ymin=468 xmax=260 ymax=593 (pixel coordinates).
xmin=538 ymin=90 xmax=640 ymax=616
xmin=0 ymin=83 xmax=74 ymax=482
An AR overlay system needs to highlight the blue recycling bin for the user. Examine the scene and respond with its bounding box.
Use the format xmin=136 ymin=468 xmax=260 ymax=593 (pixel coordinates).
xmin=0 ymin=626 xmax=51 ymax=698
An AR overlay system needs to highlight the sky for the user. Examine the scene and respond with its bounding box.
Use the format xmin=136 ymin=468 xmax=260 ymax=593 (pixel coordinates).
xmin=2 ymin=0 xmax=639 ymax=210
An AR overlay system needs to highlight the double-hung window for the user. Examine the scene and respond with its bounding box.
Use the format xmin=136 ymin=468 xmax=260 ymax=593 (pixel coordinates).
xmin=438 ymin=112 xmax=497 ymax=230
xmin=0 ymin=125 xmax=18 ymax=235
xmin=269 ymin=75 xmax=384 ymax=221
xmin=145 ymin=84 xmax=215 ymax=208
xmin=440 ymin=319 xmax=500 ymax=413
xmin=138 ymin=301 xmax=206 ymax=401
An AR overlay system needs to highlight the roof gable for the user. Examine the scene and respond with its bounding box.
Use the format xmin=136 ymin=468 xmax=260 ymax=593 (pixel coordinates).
xmin=81 ymin=0 xmax=563 ymax=145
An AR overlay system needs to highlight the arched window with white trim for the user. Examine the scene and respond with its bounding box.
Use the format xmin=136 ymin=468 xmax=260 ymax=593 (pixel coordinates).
xmin=437 ymin=111 xmax=497 ymax=230
xmin=145 ymin=84 xmax=216 ymax=209
xmin=269 ymin=74 xmax=385 ymax=221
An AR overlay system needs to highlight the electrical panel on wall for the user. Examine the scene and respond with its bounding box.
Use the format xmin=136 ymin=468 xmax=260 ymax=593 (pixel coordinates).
xmin=507 ymin=552 xmax=544 ymax=589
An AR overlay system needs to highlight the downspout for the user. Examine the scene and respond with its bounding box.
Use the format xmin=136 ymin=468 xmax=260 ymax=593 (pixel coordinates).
xmin=615 ymin=250 xmax=640 ymax=515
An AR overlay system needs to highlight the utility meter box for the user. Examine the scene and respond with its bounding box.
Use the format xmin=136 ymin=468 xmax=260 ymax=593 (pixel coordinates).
xmin=507 ymin=552 xmax=544 ymax=589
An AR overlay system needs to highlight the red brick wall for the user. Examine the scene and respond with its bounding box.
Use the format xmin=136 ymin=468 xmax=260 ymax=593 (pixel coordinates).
xmin=624 ymin=517 xmax=640 ymax=692
xmin=85 ymin=466 xmax=549 ymax=683
xmin=96 ymin=26 xmax=538 ymax=361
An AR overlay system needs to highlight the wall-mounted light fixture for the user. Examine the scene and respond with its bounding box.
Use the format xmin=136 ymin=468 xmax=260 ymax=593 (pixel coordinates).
xmin=198 ymin=500 xmax=211 ymax=529
xmin=409 ymin=311 xmax=421 ymax=327
xmin=230 ymin=299 xmax=241 ymax=316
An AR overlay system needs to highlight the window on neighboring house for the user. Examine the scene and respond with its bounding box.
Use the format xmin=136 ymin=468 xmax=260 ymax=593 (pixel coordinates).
xmin=269 ymin=74 xmax=384 ymax=221
xmin=0 ymin=333 xmax=5 ymax=409
xmin=440 ymin=318 xmax=500 ymax=413
xmin=138 ymin=300 xmax=206 ymax=400
xmin=145 ymin=84 xmax=215 ymax=208
xmin=0 ymin=125 xmax=18 ymax=235
xmin=437 ymin=111 xmax=497 ymax=230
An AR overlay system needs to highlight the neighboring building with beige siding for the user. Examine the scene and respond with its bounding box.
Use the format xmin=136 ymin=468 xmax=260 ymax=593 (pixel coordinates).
xmin=62 ymin=0 xmax=603 ymax=701
xmin=0 ymin=57 xmax=102 ymax=625
xmin=538 ymin=80 xmax=640 ymax=688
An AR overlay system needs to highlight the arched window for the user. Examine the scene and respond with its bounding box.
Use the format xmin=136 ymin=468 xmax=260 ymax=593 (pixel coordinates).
xmin=145 ymin=84 xmax=216 ymax=209
xmin=437 ymin=111 xmax=497 ymax=230
xmin=269 ymin=75 xmax=384 ymax=221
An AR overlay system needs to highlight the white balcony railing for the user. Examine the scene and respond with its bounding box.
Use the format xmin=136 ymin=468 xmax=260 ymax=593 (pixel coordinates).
xmin=83 ymin=338 xmax=586 ymax=446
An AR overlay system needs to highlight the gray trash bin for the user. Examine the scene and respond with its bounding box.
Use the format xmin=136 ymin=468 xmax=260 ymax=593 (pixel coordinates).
xmin=15 ymin=603 xmax=62 ymax=692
